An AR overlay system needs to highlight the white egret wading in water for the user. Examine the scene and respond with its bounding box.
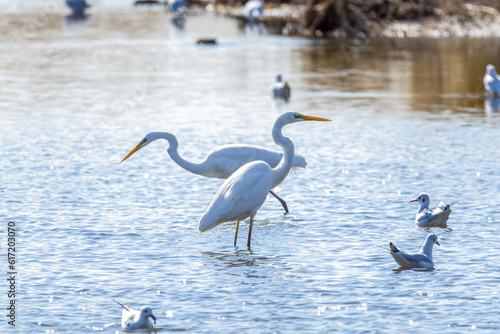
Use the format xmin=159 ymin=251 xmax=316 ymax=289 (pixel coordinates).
xmin=121 ymin=133 xmax=308 ymax=214
xmin=198 ymin=112 xmax=330 ymax=248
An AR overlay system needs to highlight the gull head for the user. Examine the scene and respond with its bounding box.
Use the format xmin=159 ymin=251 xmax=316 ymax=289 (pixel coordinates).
xmin=426 ymin=233 xmax=440 ymax=247
xmin=140 ymin=306 xmax=156 ymax=325
xmin=411 ymin=192 xmax=430 ymax=206
xmin=486 ymin=64 xmax=497 ymax=76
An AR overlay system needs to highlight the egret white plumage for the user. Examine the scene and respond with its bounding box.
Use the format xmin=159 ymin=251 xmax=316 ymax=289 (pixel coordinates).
xmin=113 ymin=300 xmax=156 ymax=330
xmin=484 ymin=64 xmax=500 ymax=95
xmin=198 ymin=112 xmax=330 ymax=248
xmin=271 ymin=74 xmax=291 ymax=101
xmin=245 ymin=0 xmax=263 ymax=21
xmin=389 ymin=234 xmax=440 ymax=269
xmin=411 ymin=192 xmax=456 ymax=227
xmin=121 ymin=132 xmax=308 ymax=213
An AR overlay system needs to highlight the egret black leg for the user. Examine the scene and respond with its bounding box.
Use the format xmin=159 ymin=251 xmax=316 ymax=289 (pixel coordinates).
xmin=247 ymin=217 xmax=253 ymax=248
xmin=269 ymin=190 xmax=289 ymax=214
xmin=234 ymin=221 xmax=239 ymax=247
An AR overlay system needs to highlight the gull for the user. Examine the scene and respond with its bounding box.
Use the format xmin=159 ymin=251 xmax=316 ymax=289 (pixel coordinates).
xmin=113 ymin=300 xmax=156 ymax=330
xmin=411 ymin=192 xmax=457 ymax=227
xmin=65 ymin=0 xmax=90 ymax=14
xmin=484 ymin=64 xmax=500 ymax=96
xmin=245 ymin=0 xmax=263 ymax=22
xmin=167 ymin=0 xmax=187 ymax=15
xmin=389 ymin=234 xmax=440 ymax=269
xmin=271 ymin=74 xmax=291 ymax=101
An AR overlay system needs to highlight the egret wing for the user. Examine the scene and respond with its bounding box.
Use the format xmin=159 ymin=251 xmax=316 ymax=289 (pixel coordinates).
xmin=199 ymin=162 xmax=273 ymax=232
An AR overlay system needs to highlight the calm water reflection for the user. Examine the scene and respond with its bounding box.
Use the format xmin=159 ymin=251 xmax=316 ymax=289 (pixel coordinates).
xmin=1 ymin=3 xmax=500 ymax=334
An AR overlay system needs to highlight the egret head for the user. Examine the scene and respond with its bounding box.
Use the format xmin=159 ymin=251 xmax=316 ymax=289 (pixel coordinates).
xmin=140 ymin=306 xmax=156 ymax=324
xmin=121 ymin=133 xmax=155 ymax=163
xmin=410 ymin=192 xmax=430 ymax=206
xmin=277 ymin=112 xmax=331 ymax=126
xmin=486 ymin=64 xmax=497 ymax=76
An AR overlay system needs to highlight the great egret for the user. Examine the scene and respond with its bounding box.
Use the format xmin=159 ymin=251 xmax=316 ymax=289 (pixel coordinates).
xmin=121 ymin=133 xmax=308 ymax=213
xmin=271 ymin=74 xmax=291 ymax=101
xmin=411 ymin=192 xmax=457 ymax=227
xmin=198 ymin=112 xmax=330 ymax=248
xmin=484 ymin=64 xmax=500 ymax=95
xmin=113 ymin=300 xmax=156 ymax=330
xmin=389 ymin=234 xmax=440 ymax=269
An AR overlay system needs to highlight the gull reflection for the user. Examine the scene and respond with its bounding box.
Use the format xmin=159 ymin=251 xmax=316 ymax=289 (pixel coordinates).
xmin=485 ymin=97 xmax=500 ymax=115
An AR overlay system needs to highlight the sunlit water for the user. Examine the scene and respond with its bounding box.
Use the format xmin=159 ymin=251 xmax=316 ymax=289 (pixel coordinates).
xmin=1 ymin=2 xmax=500 ymax=333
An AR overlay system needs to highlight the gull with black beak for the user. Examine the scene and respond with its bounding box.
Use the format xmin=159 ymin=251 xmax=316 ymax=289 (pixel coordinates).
xmin=389 ymin=234 xmax=440 ymax=269
xmin=113 ymin=299 xmax=157 ymax=330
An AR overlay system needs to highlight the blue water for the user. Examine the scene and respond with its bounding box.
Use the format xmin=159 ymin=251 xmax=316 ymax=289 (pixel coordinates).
xmin=1 ymin=3 xmax=500 ymax=333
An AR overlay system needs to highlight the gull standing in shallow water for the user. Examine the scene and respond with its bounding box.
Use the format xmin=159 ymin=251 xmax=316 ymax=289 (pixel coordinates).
xmin=121 ymin=132 xmax=308 ymax=214
xmin=198 ymin=112 xmax=330 ymax=248
xmin=271 ymin=74 xmax=291 ymax=101
xmin=411 ymin=192 xmax=456 ymax=227
xmin=484 ymin=64 xmax=500 ymax=95
xmin=113 ymin=300 xmax=157 ymax=330
xmin=389 ymin=234 xmax=440 ymax=269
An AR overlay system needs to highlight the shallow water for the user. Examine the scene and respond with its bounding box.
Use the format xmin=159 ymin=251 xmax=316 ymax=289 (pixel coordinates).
xmin=1 ymin=2 xmax=500 ymax=333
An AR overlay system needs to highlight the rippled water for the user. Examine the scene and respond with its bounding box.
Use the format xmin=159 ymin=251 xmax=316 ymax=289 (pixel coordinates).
xmin=1 ymin=2 xmax=500 ymax=333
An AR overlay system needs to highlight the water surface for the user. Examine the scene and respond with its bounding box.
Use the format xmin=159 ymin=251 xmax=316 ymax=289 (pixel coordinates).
xmin=1 ymin=3 xmax=500 ymax=333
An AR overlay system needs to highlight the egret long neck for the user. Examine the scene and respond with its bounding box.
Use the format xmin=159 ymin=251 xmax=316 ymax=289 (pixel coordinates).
xmin=270 ymin=121 xmax=295 ymax=188
xmin=153 ymin=132 xmax=208 ymax=177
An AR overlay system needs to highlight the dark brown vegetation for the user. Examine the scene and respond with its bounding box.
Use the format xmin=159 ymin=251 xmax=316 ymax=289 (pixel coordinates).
xmin=303 ymin=0 xmax=499 ymax=36
xmin=208 ymin=0 xmax=499 ymax=37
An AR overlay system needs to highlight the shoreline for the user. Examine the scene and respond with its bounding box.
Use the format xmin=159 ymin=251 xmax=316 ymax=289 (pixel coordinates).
xmin=195 ymin=0 xmax=500 ymax=38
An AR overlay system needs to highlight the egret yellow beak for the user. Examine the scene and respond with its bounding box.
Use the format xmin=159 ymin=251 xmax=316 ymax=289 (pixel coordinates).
xmin=299 ymin=115 xmax=331 ymax=122
xmin=121 ymin=138 xmax=147 ymax=163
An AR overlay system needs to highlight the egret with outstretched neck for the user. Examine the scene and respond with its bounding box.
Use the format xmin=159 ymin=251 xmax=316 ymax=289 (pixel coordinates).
xmin=198 ymin=112 xmax=330 ymax=248
xmin=121 ymin=132 xmax=308 ymax=213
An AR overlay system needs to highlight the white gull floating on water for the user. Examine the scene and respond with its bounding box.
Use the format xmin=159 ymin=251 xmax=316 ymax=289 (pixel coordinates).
xmin=389 ymin=233 xmax=440 ymax=269
xmin=411 ymin=192 xmax=456 ymax=227
xmin=484 ymin=64 xmax=500 ymax=95
xmin=271 ymin=74 xmax=291 ymax=101
xmin=113 ymin=300 xmax=157 ymax=330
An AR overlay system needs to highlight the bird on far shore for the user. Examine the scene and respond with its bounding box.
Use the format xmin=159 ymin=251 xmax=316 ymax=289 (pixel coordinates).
xmin=65 ymin=0 xmax=90 ymax=14
xmin=167 ymin=0 xmax=187 ymax=15
xmin=245 ymin=0 xmax=263 ymax=22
